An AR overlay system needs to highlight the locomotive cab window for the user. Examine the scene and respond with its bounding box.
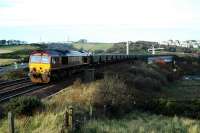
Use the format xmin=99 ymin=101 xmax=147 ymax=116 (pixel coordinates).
xmin=30 ymin=55 xmax=49 ymax=63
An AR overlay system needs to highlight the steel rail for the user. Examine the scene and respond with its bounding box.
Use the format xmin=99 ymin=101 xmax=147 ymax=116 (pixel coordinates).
xmin=0 ymin=84 xmax=48 ymax=103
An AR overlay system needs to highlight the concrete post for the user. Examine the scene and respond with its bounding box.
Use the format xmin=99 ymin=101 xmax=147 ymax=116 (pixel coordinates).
xmin=126 ymin=41 xmax=129 ymax=55
xmin=152 ymin=45 xmax=155 ymax=55
xmin=8 ymin=112 xmax=14 ymax=133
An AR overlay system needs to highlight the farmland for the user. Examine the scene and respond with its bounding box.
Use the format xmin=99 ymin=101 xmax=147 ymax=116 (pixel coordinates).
xmin=0 ymin=59 xmax=17 ymax=66
xmin=0 ymin=50 xmax=13 ymax=54
xmin=0 ymin=45 xmax=41 ymax=53
xmin=0 ymin=44 xmax=46 ymax=63
xmin=73 ymin=42 xmax=114 ymax=51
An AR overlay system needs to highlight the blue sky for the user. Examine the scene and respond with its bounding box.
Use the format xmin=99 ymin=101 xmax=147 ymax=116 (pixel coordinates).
xmin=0 ymin=0 xmax=200 ymax=43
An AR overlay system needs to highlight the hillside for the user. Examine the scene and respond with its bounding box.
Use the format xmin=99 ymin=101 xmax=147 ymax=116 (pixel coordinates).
xmin=73 ymin=42 xmax=114 ymax=52
xmin=0 ymin=44 xmax=46 ymax=65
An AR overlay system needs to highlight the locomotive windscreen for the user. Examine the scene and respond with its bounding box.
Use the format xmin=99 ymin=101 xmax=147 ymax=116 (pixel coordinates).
xmin=30 ymin=55 xmax=49 ymax=63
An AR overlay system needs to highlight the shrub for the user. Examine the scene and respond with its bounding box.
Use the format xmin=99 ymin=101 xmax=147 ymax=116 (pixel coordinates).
xmin=4 ymin=96 xmax=43 ymax=116
xmin=94 ymin=73 xmax=135 ymax=116
xmin=134 ymin=76 xmax=162 ymax=91
xmin=139 ymin=99 xmax=200 ymax=118
xmin=0 ymin=69 xmax=27 ymax=80
xmin=0 ymin=106 xmax=5 ymax=118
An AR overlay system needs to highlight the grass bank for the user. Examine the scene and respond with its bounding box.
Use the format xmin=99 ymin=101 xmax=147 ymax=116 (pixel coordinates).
xmin=0 ymin=44 xmax=46 ymax=60
xmin=0 ymin=45 xmax=41 ymax=52
xmin=0 ymin=59 xmax=17 ymax=66
xmin=80 ymin=111 xmax=200 ymax=133
xmin=73 ymin=43 xmax=113 ymax=52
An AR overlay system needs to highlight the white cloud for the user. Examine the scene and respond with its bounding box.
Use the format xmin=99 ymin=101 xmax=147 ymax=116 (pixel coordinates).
xmin=0 ymin=0 xmax=199 ymax=28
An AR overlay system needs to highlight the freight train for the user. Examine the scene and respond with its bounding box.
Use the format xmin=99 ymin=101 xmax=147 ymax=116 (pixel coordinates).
xmin=28 ymin=50 xmax=175 ymax=83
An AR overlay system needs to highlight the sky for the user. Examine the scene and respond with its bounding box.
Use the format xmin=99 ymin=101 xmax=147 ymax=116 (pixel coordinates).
xmin=0 ymin=0 xmax=200 ymax=43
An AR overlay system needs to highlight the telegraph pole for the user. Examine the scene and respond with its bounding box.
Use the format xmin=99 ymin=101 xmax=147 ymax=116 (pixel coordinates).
xmin=152 ymin=45 xmax=155 ymax=55
xmin=126 ymin=41 xmax=129 ymax=55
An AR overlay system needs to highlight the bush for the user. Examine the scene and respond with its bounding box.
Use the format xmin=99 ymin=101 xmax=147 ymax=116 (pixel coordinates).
xmin=0 ymin=106 xmax=5 ymax=118
xmin=0 ymin=69 xmax=27 ymax=80
xmin=94 ymin=73 xmax=135 ymax=116
xmin=4 ymin=96 xmax=43 ymax=116
xmin=134 ymin=76 xmax=162 ymax=91
xmin=139 ymin=99 xmax=200 ymax=118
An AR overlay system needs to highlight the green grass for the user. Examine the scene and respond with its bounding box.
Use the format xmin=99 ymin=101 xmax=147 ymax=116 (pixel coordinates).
xmin=80 ymin=111 xmax=200 ymax=133
xmin=0 ymin=44 xmax=45 ymax=60
xmin=163 ymin=80 xmax=200 ymax=100
xmin=0 ymin=50 xmax=13 ymax=54
xmin=73 ymin=43 xmax=114 ymax=51
xmin=0 ymin=45 xmax=41 ymax=52
xmin=0 ymin=59 xmax=17 ymax=66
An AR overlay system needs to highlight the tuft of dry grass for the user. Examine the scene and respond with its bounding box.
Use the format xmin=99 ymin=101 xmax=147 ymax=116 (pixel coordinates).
xmin=46 ymin=79 xmax=99 ymax=112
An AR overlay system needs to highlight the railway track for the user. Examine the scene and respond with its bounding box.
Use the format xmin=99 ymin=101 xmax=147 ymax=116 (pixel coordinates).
xmin=0 ymin=77 xmax=51 ymax=103
xmin=0 ymin=77 xmax=29 ymax=89
xmin=0 ymin=83 xmax=48 ymax=103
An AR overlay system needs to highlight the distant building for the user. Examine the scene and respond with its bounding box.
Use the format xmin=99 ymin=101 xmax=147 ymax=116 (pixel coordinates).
xmin=160 ymin=39 xmax=200 ymax=48
xmin=0 ymin=40 xmax=6 ymax=45
xmin=0 ymin=40 xmax=27 ymax=45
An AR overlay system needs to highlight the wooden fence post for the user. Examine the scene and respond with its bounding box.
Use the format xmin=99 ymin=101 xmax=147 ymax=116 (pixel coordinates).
xmin=8 ymin=112 xmax=14 ymax=133
xmin=68 ymin=106 xmax=73 ymax=132
xmin=89 ymin=104 xmax=93 ymax=120
xmin=64 ymin=110 xmax=69 ymax=128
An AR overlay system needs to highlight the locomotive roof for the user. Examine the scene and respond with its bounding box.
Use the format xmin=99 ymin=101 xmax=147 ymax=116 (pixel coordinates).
xmin=31 ymin=50 xmax=90 ymax=56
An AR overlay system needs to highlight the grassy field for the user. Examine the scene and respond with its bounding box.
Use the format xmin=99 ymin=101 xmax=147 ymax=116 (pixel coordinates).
xmin=0 ymin=45 xmax=41 ymax=52
xmin=0 ymin=50 xmax=13 ymax=54
xmin=80 ymin=111 xmax=200 ymax=133
xmin=0 ymin=59 xmax=17 ymax=66
xmin=163 ymin=80 xmax=200 ymax=100
xmin=73 ymin=43 xmax=114 ymax=51
xmin=0 ymin=44 xmax=45 ymax=61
